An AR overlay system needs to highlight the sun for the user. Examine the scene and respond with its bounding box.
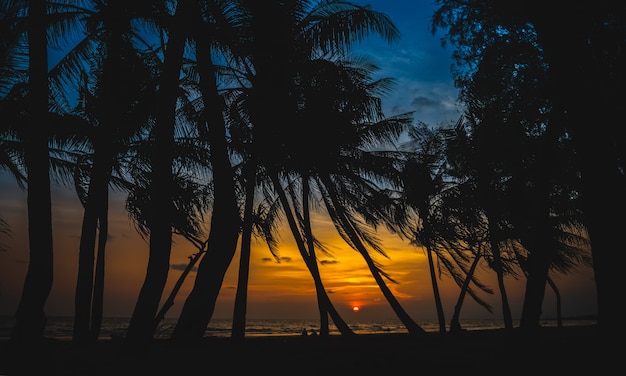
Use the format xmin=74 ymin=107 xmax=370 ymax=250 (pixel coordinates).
xmin=352 ymin=306 xmax=360 ymax=313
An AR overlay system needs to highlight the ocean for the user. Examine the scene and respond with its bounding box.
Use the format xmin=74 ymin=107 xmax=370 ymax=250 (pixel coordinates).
xmin=0 ymin=316 xmax=596 ymax=340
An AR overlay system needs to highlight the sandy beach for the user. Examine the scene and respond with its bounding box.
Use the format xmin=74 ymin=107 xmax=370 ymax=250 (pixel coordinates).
xmin=0 ymin=325 xmax=610 ymax=375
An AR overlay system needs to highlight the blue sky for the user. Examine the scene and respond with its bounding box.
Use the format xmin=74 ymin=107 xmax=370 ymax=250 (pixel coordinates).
xmin=352 ymin=0 xmax=462 ymax=127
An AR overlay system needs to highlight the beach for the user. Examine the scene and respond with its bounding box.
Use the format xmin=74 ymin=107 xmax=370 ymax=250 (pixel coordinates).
xmin=0 ymin=325 xmax=609 ymax=375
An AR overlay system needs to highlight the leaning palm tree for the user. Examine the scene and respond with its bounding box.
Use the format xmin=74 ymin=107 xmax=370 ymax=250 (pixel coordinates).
xmin=230 ymin=0 xmax=403 ymax=337
xmin=125 ymin=0 xmax=190 ymax=349
xmin=272 ymin=170 xmax=356 ymax=336
xmin=171 ymin=0 xmax=403 ymax=342
xmin=401 ymin=123 xmax=462 ymax=335
xmin=154 ymin=236 xmax=207 ymax=331
xmin=169 ymin=0 xmax=242 ymax=344
xmin=267 ymin=52 xmax=427 ymax=335
xmin=318 ymin=174 xmax=426 ymax=336
xmin=443 ymin=117 xmax=517 ymax=332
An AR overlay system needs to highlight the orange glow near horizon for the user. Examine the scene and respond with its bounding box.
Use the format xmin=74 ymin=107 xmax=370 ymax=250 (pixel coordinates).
xmin=0 ymin=181 xmax=599 ymax=322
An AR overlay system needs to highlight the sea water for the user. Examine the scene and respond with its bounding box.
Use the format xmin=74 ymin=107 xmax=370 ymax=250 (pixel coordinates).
xmin=0 ymin=316 xmax=596 ymax=340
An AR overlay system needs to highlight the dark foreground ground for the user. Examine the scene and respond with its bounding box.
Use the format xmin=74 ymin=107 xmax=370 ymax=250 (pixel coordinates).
xmin=0 ymin=325 xmax=614 ymax=375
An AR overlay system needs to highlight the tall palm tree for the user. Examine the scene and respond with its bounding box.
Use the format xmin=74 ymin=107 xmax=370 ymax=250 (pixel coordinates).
xmin=231 ymin=164 xmax=255 ymax=340
xmin=443 ymin=117 xmax=517 ymax=332
xmin=58 ymin=1 xmax=164 ymax=347
xmin=35 ymin=0 xmax=168 ymax=347
xmin=125 ymin=0 xmax=190 ymax=350
xmin=232 ymin=0 xmax=404 ymax=336
xmin=171 ymin=0 xmax=403 ymax=342
xmin=401 ymin=155 xmax=448 ymax=335
xmin=270 ymin=172 xmax=355 ymax=336
xmin=401 ymin=122 xmax=501 ymax=335
xmin=10 ymin=0 xmax=54 ymax=346
xmin=170 ymin=0 xmax=242 ymax=343
xmin=402 ymin=124 xmax=470 ymax=335
xmin=268 ymin=50 xmax=427 ymax=336
xmin=1 ymin=0 xmax=110 ymax=346
xmin=318 ymin=172 xmax=426 ymax=336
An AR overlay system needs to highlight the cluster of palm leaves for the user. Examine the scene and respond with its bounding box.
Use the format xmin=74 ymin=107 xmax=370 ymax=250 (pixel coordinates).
xmin=1 ymin=0 xmax=612 ymax=352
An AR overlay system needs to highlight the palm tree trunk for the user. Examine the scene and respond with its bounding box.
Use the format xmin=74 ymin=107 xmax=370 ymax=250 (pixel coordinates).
xmin=11 ymin=0 xmax=53 ymax=346
xmin=73 ymin=144 xmax=111 ymax=347
xmin=302 ymin=178 xmax=330 ymax=336
xmin=320 ymin=175 xmax=426 ymax=336
xmin=449 ymin=253 xmax=481 ymax=335
xmin=546 ymin=276 xmax=562 ymax=329
xmin=485 ymin=215 xmax=514 ymax=332
xmin=518 ymin=234 xmax=553 ymax=333
xmin=171 ymin=1 xmax=241 ymax=343
xmin=517 ymin=182 xmax=556 ymax=333
xmin=272 ymin=174 xmax=354 ymax=336
xmin=425 ymin=243 xmax=446 ymax=335
xmin=73 ymin=181 xmax=99 ymax=345
xmin=154 ymin=239 xmax=207 ymax=329
xmin=232 ymin=166 xmax=256 ymax=340
xmin=89 ymin=196 xmax=108 ymax=342
xmin=126 ymin=0 xmax=189 ymax=351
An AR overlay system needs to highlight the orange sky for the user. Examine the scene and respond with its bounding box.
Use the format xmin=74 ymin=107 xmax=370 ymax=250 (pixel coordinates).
xmin=0 ymin=176 xmax=598 ymax=323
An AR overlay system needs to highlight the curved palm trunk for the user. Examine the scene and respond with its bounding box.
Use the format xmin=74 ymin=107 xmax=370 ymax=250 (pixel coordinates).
xmin=73 ymin=175 xmax=101 ymax=346
xmin=302 ymin=179 xmax=329 ymax=336
xmin=272 ymin=174 xmax=354 ymax=336
xmin=171 ymin=2 xmax=241 ymax=343
xmin=546 ymin=276 xmax=562 ymax=329
xmin=485 ymin=215 xmax=514 ymax=332
xmin=320 ymin=175 xmax=426 ymax=336
xmin=232 ymin=167 xmax=256 ymax=340
xmin=73 ymin=140 xmax=112 ymax=347
xmin=478 ymin=175 xmax=514 ymax=332
xmin=126 ymin=0 xmax=189 ymax=351
xmin=518 ymin=223 xmax=554 ymax=333
xmin=517 ymin=163 xmax=557 ymax=333
xmin=11 ymin=0 xmax=53 ymax=346
xmin=449 ymin=253 xmax=481 ymax=335
xmin=154 ymin=238 xmax=207 ymax=329
xmin=519 ymin=249 xmax=551 ymax=332
xmin=425 ymin=242 xmax=446 ymax=335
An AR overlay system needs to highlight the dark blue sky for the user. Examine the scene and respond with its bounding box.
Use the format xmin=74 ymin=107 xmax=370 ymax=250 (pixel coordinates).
xmin=352 ymin=0 xmax=462 ymax=126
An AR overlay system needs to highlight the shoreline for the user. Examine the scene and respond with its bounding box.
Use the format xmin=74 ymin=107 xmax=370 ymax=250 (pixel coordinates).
xmin=0 ymin=315 xmax=598 ymax=341
xmin=0 ymin=325 xmax=608 ymax=375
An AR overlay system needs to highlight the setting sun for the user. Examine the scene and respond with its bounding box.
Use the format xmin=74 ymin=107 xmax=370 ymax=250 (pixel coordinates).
xmin=352 ymin=306 xmax=360 ymax=312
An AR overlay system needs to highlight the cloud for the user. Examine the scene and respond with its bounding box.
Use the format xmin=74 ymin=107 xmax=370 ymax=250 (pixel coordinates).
xmin=261 ymin=256 xmax=292 ymax=263
xmin=170 ymin=263 xmax=197 ymax=272
xmin=411 ymin=94 xmax=438 ymax=107
xmin=320 ymin=259 xmax=339 ymax=265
